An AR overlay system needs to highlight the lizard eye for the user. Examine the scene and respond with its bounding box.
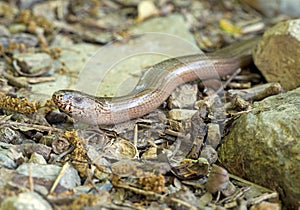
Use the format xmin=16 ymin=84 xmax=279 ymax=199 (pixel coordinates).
xmin=73 ymin=96 xmax=83 ymax=103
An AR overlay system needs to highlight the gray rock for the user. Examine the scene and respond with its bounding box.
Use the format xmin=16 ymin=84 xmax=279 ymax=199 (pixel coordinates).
xmin=11 ymin=33 xmax=39 ymax=48
xmin=206 ymin=123 xmax=221 ymax=149
xmin=200 ymin=145 xmax=218 ymax=164
xmin=28 ymin=152 xmax=47 ymax=164
xmin=16 ymin=163 xmax=80 ymax=190
xmin=0 ymin=25 xmax=10 ymax=36
xmin=0 ymin=148 xmax=18 ymax=169
xmin=59 ymin=165 xmax=81 ymax=190
xmin=0 ymin=167 xmax=14 ymax=189
xmin=0 ymin=142 xmax=23 ymax=169
xmin=0 ymin=127 xmax=23 ymax=144
xmin=168 ymin=109 xmax=197 ymax=121
xmin=218 ymin=87 xmax=300 ymax=209
xmin=253 ymin=19 xmax=300 ymax=90
xmin=168 ymin=83 xmax=198 ymax=109
xmin=13 ymin=53 xmax=52 ymax=76
xmin=15 ymin=143 xmax=52 ymax=161
xmin=33 ymin=1 xmax=67 ymax=21
xmin=0 ymin=192 xmax=52 ymax=210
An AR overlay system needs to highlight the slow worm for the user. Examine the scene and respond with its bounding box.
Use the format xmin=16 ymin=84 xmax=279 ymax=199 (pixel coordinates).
xmin=52 ymin=37 xmax=260 ymax=125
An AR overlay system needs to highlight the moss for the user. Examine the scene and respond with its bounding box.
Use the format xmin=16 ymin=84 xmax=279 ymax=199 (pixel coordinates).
xmin=138 ymin=173 xmax=166 ymax=193
xmin=62 ymin=130 xmax=90 ymax=178
xmin=0 ymin=94 xmax=41 ymax=114
xmin=13 ymin=10 xmax=54 ymax=34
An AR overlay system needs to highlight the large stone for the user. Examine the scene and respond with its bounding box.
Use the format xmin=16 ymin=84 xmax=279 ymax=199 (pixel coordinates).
xmin=218 ymin=88 xmax=300 ymax=209
xmin=253 ymin=19 xmax=300 ymax=90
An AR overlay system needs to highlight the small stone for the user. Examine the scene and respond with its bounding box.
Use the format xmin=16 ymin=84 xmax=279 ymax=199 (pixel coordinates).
xmin=11 ymin=33 xmax=39 ymax=48
xmin=33 ymin=1 xmax=66 ymax=21
xmin=13 ymin=53 xmax=52 ymax=76
xmin=16 ymin=163 xmax=80 ymax=190
xmin=0 ymin=2 xmax=18 ymax=22
xmin=194 ymin=100 xmax=209 ymax=118
xmin=0 ymin=192 xmax=52 ymax=210
xmin=168 ymin=119 xmax=183 ymax=131
xmin=137 ymin=0 xmax=159 ymax=22
xmin=206 ymin=123 xmax=221 ymax=149
xmin=0 ymin=147 xmax=18 ymax=169
xmin=0 ymin=25 xmax=10 ymax=36
xmin=168 ymin=83 xmax=198 ymax=109
xmin=253 ymin=19 xmax=300 ymax=90
xmin=168 ymin=109 xmax=198 ymax=121
xmin=15 ymin=143 xmax=51 ymax=161
xmin=168 ymin=108 xmax=200 ymax=131
xmin=28 ymin=152 xmax=47 ymax=164
xmin=0 ymin=127 xmax=22 ymax=144
xmin=17 ymin=0 xmax=45 ymax=9
xmin=200 ymin=145 xmax=218 ymax=164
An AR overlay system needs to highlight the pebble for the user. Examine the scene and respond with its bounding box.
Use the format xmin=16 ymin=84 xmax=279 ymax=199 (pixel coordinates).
xmin=253 ymin=19 xmax=300 ymax=90
xmin=0 ymin=25 xmax=10 ymax=36
xmin=137 ymin=0 xmax=159 ymax=21
xmin=0 ymin=127 xmax=22 ymax=144
xmin=10 ymin=33 xmax=39 ymax=48
xmin=0 ymin=192 xmax=52 ymax=210
xmin=167 ymin=83 xmax=198 ymax=109
xmin=168 ymin=109 xmax=198 ymax=132
xmin=28 ymin=152 xmax=47 ymax=164
xmin=206 ymin=123 xmax=221 ymax=149
xmin=13 ymin=53 xmax=53 ymax=76
xmin=168 ymin=109 xmax=198 ymax=121
xmin=17 ymin=0 xmax=44 ymax=9
xmin=16 ymin=163 xmax=81 ymax=190
xmin=15 ymin=143 xmax=52 ymax=161
xmin=200 ymin=145 xmax=218 ymax=164
xmin=0 ymin=146 xmax=18 ymax=169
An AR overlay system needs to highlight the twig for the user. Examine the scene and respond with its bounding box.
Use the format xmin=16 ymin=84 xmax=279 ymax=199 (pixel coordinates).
xmin=229 ymin=173 xmax=274 ymax=193
xmin=133 ymin=124 xmax=138 ymax=147
xmin=49 ymin=162 xmax=71 ymax=195
xmin=218 ymin=186 xmax=251 ymax=204
xmin=55 ymin=145 xmax=76 ymax=162
xmin=216 ymin=68 xmax=241 ymax=95
xmin=114 ymin=183 xmax=197 ymax=210
xmin=247 ymin=192 xmax=279 ymax=206
xmin=28 ymin=164 xmax=34 ymax=191
xmin=0 ymin=120 xmax=62 ymax=133
xmin=165 ymin=129 xmax=189 ymax=140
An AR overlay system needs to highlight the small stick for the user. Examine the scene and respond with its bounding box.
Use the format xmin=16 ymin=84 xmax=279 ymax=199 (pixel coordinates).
xmin=49 ymin=162 xmax=70 ymax=195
